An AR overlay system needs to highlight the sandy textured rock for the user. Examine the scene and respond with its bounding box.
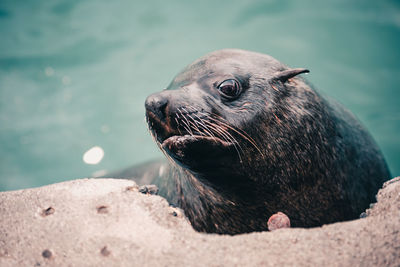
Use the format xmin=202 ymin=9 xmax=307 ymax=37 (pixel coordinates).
xmin=0 ymin=177 xmax=399 ymax=267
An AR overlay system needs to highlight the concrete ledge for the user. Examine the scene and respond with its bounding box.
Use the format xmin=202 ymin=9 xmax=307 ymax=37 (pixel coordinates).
xmin=0 ymin=177 xmax=399 ymax=266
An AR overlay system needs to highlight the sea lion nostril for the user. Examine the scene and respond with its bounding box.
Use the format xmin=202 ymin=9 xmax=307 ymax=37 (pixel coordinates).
xmin=145 ymin=93 xmax=169 ymax=122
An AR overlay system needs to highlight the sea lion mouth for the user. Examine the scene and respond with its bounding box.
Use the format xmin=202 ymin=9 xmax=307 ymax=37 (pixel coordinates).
xmin=146 ymin=109 xmax=231 ymax=146
xmin=161 ymin=133 xmax=234 ymax=161
xmin=162 ymin=134 xmax=233 ymax=152
xmin=161 ymin=134 xmax=236 ymax=169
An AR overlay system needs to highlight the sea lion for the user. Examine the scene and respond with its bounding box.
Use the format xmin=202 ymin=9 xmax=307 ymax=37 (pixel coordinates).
xmin=118 ymin=49 xmax=391 ymax=235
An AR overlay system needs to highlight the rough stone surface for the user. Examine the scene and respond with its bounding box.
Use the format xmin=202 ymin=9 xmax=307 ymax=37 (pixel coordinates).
xmin=0 ymin=177 xmax=399 ymax=267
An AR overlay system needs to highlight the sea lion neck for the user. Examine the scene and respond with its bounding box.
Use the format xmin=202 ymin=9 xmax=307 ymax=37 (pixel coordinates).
xmin=171 ymin=163 xmax=271 ymax=234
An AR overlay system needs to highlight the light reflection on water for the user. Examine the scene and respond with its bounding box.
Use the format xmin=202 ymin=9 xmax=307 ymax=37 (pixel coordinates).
xmin=83 ymin=146 xmax=104 ymax=165
xmin=0 ymin=0 xmax=399 ymax=191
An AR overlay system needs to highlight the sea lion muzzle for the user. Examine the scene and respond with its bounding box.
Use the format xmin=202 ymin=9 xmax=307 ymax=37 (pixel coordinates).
xmin=145 ymin=92 xmax=169 ymax=124
xmin=145 ymin=88 xmax=238 ymax=171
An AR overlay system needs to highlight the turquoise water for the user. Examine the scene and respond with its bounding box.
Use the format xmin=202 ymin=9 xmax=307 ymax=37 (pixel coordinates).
xmin=1 ymin=0 xmax=399 ymax=191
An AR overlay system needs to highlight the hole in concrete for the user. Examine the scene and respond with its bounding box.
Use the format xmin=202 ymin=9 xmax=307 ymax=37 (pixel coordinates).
xmin=100 ymin=246 xmax=111 ymax=256
xmin=97 ymin=205 xmax=109 ymax=214
xmin=42 ymin=249 xmax=52 ymax=259
xmin=41 ymin=207 xmax=55 ymax=217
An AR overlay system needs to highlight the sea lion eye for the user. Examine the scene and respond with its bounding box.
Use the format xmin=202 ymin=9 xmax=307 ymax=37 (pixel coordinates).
xmin=217 ymin=79 xmax=241 ymax=99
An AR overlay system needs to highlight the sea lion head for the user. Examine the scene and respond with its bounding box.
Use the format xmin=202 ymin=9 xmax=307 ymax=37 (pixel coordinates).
xmin=145 ymin=49 xmax=309 ymax=186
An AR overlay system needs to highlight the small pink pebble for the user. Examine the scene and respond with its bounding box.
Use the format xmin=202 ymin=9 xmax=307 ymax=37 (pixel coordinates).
xmin=267 ymin=212 xmax=291 ymax=231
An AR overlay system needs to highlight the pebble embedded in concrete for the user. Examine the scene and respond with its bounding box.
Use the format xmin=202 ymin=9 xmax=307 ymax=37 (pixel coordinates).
xmin=139 ymin=185 xmax=159 ymax=195
xmin=267 ymin=212 xmax=291 ymax=231
xmin=42 ymin=249 xmax=52 ymax=259
xmin=100 ymin=246 xmax=111 ymax=256
xmin=41 ymin=207 xmax=55 ymax=216
xmin=97 ymin=205 xmax=109 ymax=214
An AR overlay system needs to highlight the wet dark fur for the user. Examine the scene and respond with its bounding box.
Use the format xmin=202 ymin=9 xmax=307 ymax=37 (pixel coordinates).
xmin=116 ymin=49 xmax=391 ymax=235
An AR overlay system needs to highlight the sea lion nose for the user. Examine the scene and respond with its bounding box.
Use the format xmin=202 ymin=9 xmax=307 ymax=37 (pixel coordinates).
xmin=145 ymin=93 xmax=169 ymax=122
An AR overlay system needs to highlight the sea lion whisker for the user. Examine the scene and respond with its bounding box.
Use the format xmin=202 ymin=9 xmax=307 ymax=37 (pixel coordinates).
xmin=189 ymin=113 xmax=217 ymax=140
xmin=187 ymin=118 xmax=207 ymax=137
xmin=207 ymin=121 xmax=243 ymax=149
xmin=194 ymin=120 xmax=217 ymax=139
xmin=180 ymin=106 xmax=192 ymax=114
xmin=146 ymin=121 xmax=159 ymax=146
xmin=180 ymin=108 xmax=203 ymax=135
xmin=175 ymin=118 xmax=183 ymax=136
xmin=193 ymin=111 xmax=232 ymax=140
xmin=207 ymin=120 xmax=248 ymax=162
xmin=177 ymin=115 xmax=192 ymax=135
xmin=186 ymin=111 xmax=243 ymax=159
xmin=188 ymin=117 xmax=208 ymax=138
xmin=207 ymin=115 xmax=265 ymax=158
xmin=181 ymin=112 xmax=194 ymax=136
xmin=178 ymin=110 xmax=194 ymax=135
xmin=201 ymin=118 xmax=243 ymax=149
xmin=202 ymin=120 xmax=244 ymax=162
xmin=195 ymin=112 xmax=241 ymax=147
xmin=183 ymin=125 xmax=192 ymax=136
xmin=208 ymin=114 xmax=254 ymax=141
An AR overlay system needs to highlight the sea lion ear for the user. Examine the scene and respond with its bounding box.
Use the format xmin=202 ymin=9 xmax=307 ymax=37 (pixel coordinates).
xmin=274 ymin=68 xmax=310 ymax=83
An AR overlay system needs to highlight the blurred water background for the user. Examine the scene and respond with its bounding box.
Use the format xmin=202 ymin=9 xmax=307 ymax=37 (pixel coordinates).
xmin=1 ymin=0 xmax=399 ymax=191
